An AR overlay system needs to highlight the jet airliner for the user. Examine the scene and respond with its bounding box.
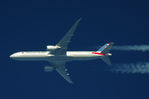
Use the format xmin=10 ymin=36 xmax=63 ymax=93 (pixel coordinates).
xmin=10 ymin=18 xmax=114 ymax=83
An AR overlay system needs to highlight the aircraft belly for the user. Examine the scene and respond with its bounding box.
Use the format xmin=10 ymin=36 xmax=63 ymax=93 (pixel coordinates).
xmin=11 ymin=51 xmax=101 ymax=61
xmin=48 ymin=56 xmax=70 ymax=61
xmin=66 ymin=51 xmax=100 ymax=61
xmin=12 ymin=52 xmax=52 ymax=61
xmin=13 ymin=56 xmax=49 ymax=61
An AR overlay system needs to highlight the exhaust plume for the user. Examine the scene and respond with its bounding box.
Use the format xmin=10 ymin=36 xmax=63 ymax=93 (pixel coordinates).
xmin=112 ymin=45 xmax=149 ymax=52
xmin=109 ymin=62 xmax=149 ymax=74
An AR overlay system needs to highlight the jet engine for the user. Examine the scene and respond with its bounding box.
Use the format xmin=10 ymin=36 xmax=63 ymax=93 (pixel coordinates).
xmin=44 ymin=66 xmax=54 ymax=72
xmin=46 ymin=45 xmax=61 ymax=50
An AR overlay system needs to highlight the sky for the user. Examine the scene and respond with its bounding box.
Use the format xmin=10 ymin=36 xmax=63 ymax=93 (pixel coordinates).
xmin=0 ymin=0 xmax=149 ymax=99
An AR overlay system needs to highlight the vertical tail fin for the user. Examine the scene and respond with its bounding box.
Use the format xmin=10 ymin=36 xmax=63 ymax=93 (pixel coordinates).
xmin=97 ymin=42 xmax=114 ymax=65
xmin=97 ymin=42 xmax=114 ymax=54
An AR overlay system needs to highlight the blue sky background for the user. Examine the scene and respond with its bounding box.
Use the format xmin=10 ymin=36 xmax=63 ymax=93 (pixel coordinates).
xmin=0 ymin=0 xmax=149 ymax=99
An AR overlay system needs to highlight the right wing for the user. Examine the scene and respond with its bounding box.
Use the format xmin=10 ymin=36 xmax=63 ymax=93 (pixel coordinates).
xmin=51 ymin=61 xmax=73 ymax=84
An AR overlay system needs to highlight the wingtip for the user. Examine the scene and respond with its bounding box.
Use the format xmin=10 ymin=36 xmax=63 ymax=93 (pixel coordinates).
xmin=69 ymin=81 xmax=74 ymax=84
xmin=70 ymin=82 xmax=74 ymax=84
xmin=77 ymin=17 xmax=82 ymax=22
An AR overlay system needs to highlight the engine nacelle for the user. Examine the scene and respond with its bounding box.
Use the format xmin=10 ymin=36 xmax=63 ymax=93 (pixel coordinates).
xmin=46 ymin=45 xmax=61 ymax=50
xmin=44 ymin=66 xmax=54 ymax=72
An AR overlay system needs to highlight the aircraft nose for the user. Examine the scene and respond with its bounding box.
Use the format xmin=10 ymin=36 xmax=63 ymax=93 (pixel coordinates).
xmin=10 ymin=54 xmax=15 ymax=58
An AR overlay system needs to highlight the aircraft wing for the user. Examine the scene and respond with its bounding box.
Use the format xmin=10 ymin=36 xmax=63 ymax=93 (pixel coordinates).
xmin=54 ymin=18 xmax=81 ymax=55
xmin=51 ymin=61 xmax=73 ymax=84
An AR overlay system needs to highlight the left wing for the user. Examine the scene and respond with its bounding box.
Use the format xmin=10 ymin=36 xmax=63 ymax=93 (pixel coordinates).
xmin=51 ymin=61 xmax=73 ymax=84
xmin=53 ymin=18 xmax=81 ymax=55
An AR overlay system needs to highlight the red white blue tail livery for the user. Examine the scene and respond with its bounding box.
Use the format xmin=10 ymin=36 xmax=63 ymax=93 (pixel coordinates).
xmin=91 ymin=42 xmax=114 ymax=65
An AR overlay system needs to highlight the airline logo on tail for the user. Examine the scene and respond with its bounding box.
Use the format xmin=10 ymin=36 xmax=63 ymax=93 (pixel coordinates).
xmin=105 ymin=43 xmax=111 ymax=49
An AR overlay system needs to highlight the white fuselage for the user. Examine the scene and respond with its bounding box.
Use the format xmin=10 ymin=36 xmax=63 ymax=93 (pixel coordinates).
xmin=10 ymin=51 xmax=104 ymax=62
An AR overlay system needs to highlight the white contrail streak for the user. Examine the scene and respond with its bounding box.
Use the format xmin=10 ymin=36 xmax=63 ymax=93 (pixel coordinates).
xmin=112 ymin=45 xmax=149 ymax=52
xmin=110 ymin=62 xmax=149 ymax=74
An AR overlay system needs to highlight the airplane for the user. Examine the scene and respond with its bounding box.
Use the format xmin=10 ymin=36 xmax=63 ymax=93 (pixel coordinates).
xmin=10 ymin=18 xmax=114 ymax=84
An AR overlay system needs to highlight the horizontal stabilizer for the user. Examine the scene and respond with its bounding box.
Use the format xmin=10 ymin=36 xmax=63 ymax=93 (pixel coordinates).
xmin=101 ymin=56 xmax=111 ymax=65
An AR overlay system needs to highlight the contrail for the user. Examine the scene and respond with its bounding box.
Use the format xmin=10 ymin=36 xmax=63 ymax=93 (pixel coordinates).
xmin=109 ymin=62 xmax=149 ymax=74
xmin=112 ymin=45 xmax=149 ymax=52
